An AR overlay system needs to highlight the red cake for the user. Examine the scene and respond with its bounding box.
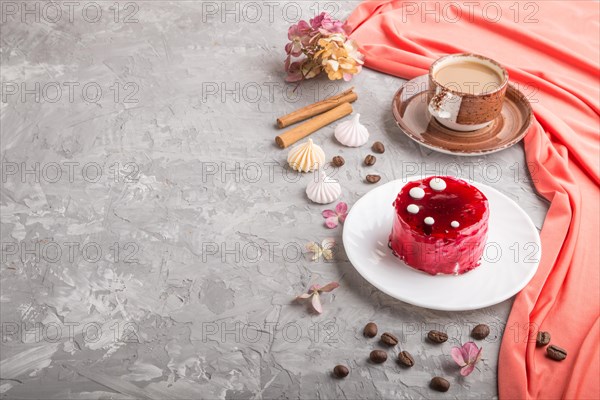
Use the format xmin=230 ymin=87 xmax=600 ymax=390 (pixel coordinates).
xmin=389 ymin=176 xmax=489 ymax=275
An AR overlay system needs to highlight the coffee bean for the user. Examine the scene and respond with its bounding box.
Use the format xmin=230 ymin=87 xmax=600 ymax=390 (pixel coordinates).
xmin=380 ymin=332 xmax=399 ymax=346
xmin=471 ymin=324 xmax=490 ymax=340
xmin=364 ymin=154 xmax=376 ymax=166
xmin=427 ymin=330 xmax=448 ymax=343
xmin=332 ymin=156 xmax=345 ymax=167
xmin=397 ymin=351 xmax=414 ymax=367
xmin=363 ymin=322 xmax=378 ymax=338
xmin=372 ymin=141 xmax=385 ymax=154
xmin=366 ymin=174 xmax=381 ymax=184
xmin=536 ymin=331 xmax=551 ymax=347
xmin=547 ymin=345 xmax=567 ymax=361
xmin=333 ymin=365 xmax=349 ymax=378
xmin=430 ymin=377 xmax=450 ymax=392
xmin=370 ymin=350 xmax=387 ymax=363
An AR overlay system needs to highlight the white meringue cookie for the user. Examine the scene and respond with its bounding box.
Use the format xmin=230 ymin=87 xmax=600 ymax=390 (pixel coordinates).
xmin=287 ymin=139 xmax=325 ymax=172
xmin=334 ymin=113 xmax=369 ymax=147
xmin=306 ymin=171 xmax=341 ymax=204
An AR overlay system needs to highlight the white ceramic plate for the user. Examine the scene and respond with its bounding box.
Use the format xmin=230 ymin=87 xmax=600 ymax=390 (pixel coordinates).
xmin=343 ymin=177 xmax=541 ymax=311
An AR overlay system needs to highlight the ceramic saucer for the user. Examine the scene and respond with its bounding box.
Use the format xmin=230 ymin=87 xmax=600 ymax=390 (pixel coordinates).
xmin=392 ymin=75 xmax=533 ymax=156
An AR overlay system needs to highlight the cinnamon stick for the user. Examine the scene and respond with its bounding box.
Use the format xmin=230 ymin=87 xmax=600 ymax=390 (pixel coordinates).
xmin=275 ymin=102 xmax=353 ymax=148
xmin=276 ymin=88 xmax=357 ymax=129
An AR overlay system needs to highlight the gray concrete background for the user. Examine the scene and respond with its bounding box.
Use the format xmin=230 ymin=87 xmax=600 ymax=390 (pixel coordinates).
xmin=0 ymin=1 xmax=547 ymax=399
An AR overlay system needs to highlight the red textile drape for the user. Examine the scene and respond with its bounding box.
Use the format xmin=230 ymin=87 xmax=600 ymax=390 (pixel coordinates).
xmin=347 ymin=1 xmax=600 ymax=398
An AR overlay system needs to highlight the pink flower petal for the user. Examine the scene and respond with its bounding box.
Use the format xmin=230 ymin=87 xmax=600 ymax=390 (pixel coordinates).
xmin=310 ymin=12 xmax=326 ymax=29
xmin=324 ymin=217 xmax=339 ymax=229
xmin=318 ymin=282 xmax=339 ymax=293
xmin=286 ymin=72 xmax=304 ymax=83
xmin=322 ymin=209 xmax=337 ymax=218
xmin=335 ymin=202 xmax=348 ymax=215
xmin=295 ymin=293 xmax=311 ymax=300
xmin=285 ymin=60 xmax=305 ymax=82
xmin=338 ymin=214 xmax=347 ymax=224
xmin=287 ymin=26 xmax=296 ymax=40
xmin=461 ymin=363 xmax=476 ymax=376
xmin=473 ymin=347 xmax=483 ymax=364
xmin=311 ymin=293 xmax=323 ymax=313
xmin=309 ymin=284 xmax=321 ymax=292
xmin=452 ymin=342 xmax=482 ymax=376
xmin=463 ymin=342 xmax=481 ymax=363
xmin=451 ymin=346 xmax=468 ymax=367
xmin=297 ymin=20 xmax=311 ymax=33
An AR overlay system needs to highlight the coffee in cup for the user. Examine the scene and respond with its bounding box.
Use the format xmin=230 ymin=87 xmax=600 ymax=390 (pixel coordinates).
xmin=428 ymin=54 xmax=508 ymax=132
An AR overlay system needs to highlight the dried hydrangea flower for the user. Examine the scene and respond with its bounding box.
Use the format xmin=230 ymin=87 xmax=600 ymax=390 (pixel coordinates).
xmin=283 ymin=12 xmax=363 ymax=83
xmin=322 ymin=202 xmax=348 ymax=229
xmin=306 ymin=238 xmax=335 ymax=261
xmin=314 ymin=34 xmax=363 ymax=81
xmin=295 ymin=282 xmax=340 ymax=313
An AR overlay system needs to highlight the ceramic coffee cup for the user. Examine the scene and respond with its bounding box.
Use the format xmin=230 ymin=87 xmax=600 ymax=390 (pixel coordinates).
xmin=428 ymin=53 xmax=508 ymax=132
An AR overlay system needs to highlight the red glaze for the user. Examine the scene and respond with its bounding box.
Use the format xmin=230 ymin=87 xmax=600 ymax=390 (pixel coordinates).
xmin=389 ymin=176 xmax=489 ymax=275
